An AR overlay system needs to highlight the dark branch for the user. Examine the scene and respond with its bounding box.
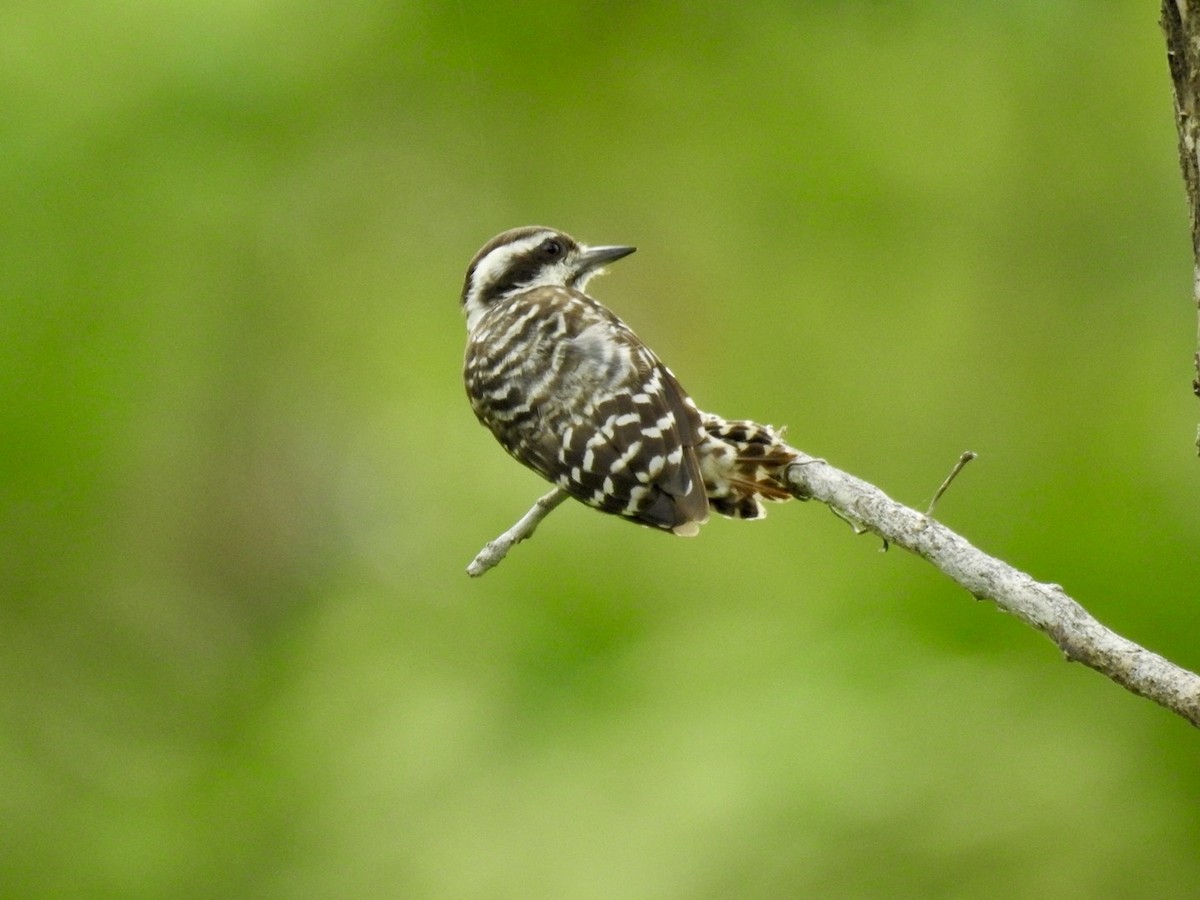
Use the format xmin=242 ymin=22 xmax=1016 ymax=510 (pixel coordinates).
xmin=1161 ymin=0 xmax=1200 ymax=442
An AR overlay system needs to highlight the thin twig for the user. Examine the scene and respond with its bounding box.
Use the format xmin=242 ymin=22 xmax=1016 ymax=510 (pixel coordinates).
xmin=466 ymin=488 xmax=569 ymax=577
xmin=926 ymin=450 xmax=977 ymax=516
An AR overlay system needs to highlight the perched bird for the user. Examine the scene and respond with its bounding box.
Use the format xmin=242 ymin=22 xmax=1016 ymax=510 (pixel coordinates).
xmin=461 ymin=226 xmax=799 ymax=536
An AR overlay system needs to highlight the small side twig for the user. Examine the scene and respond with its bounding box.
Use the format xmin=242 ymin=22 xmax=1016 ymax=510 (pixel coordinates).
xmin=466 ymin=488 xmax=569 ymax=577
xmin=926 ymin=450 xmax=977 ymax=516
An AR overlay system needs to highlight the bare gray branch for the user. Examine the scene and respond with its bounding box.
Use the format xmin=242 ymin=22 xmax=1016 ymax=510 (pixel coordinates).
xmin=785 ymin=453 xmax=1200 ymax=729
xmin=468 ymin=448 xmax=1200 ymax=728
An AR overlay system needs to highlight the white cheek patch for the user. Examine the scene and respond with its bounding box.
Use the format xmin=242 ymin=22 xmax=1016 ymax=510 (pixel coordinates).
xmin=528 ymin=259 xmax=575 ymax=290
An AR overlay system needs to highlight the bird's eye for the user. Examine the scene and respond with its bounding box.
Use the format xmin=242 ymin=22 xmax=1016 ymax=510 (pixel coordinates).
xmin=542 ymin=239 xmax=563 ymax=258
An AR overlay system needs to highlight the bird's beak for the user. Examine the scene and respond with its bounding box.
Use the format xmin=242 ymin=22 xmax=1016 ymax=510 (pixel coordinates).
xmin=579 ymin=244 xmax=636 ymax=271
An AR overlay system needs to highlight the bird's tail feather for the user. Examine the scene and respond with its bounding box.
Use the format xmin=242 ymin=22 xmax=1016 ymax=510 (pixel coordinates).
xmin=699 ymin=414 xmax=802 ymax=520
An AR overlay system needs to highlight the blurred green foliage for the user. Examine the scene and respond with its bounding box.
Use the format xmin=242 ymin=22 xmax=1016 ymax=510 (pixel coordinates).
xmin=3 ymin=1 xmax=1199 ymax=897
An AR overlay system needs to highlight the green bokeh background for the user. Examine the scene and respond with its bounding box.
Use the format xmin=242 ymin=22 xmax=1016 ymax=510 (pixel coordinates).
xmin=4 ymin=1 xmax=1199 ymax=897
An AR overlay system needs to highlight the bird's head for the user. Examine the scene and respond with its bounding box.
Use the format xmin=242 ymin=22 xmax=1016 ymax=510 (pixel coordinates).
xmin=461 ymin=226 xmax=635 ymax=331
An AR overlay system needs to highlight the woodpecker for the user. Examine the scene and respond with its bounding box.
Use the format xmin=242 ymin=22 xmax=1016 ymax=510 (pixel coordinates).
xmin=461 ymin=226 xmax=799 ymax=537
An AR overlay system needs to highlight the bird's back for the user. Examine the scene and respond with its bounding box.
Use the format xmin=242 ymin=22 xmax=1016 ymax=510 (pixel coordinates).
xmin=465 ymin=285 xmax=710 ymax=534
